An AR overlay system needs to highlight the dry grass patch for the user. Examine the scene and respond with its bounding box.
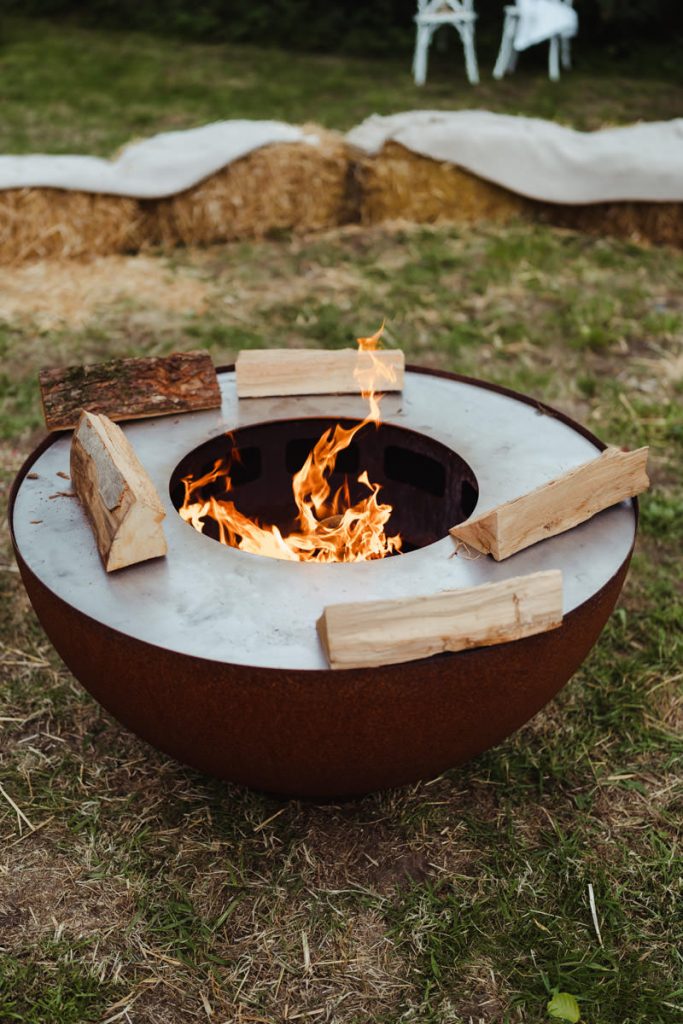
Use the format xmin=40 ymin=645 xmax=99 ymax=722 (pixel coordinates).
xmin=0 ymin=843 xmax=134 ymax=947
xmin=0 ymin=255 xmax=210 ymax=329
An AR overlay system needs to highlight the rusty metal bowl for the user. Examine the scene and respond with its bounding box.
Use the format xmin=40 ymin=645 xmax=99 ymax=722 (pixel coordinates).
xmin=10 ymin=367 xmax=637 ymax=798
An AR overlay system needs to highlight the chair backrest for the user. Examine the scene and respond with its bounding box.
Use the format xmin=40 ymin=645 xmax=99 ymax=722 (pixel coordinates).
xmin=542 ymin=0 xmax=576 ymax=10
xmin=416 ymin=1 xmax=475 ymax=15
xmin=510 ymin=0 xmax=574 ymax=6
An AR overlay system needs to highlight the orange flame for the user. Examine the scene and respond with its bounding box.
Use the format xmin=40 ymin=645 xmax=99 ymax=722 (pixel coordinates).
xmin=180 ymin=325 xmax=402 ymax=562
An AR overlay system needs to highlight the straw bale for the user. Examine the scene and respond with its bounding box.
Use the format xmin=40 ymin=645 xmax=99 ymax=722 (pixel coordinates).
xmin=355 ymin=141 xmax=531 ymax=226
xmin=144 ymin=129 xmax=355 ymax=247
xmin=2 ymin=131 xmax=679 ymax=264
xmin=0 ymin=187 xmax=145 ymax=264
xmin=538 ymin=200 xmax=683 ymax=247
xmin=357 ymin=141 xmax=683 ymax=247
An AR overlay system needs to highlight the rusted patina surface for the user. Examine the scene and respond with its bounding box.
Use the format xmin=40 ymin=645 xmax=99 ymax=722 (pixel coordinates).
xmin=11 ymin=549 xmax=630 ymax=798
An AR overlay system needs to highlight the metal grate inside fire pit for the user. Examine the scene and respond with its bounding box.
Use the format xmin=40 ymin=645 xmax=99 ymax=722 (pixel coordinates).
xmin=169 ymin=418 xmax=479 ymax=555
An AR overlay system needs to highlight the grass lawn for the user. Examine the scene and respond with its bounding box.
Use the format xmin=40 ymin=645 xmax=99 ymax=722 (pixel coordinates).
xmin=1 ymin=17 xmax=682 ymax=155
xmin=1 ymin=17 xmax=682 ymax=1024
xmin=1 ymin=224 xmax=681 ymax=1024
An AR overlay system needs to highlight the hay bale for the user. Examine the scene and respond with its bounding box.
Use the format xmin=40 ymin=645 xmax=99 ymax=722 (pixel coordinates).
xmin=0 ymin=188 xmax=145 ymax=264
xmin=3 ymin=129 xmax=679 ymax=263
xmin=0 ymin=129 xmax=353 ymax=263
xmin=538 ymin=200 xmax=683 ymax=247
xmin=358 ymin=141 xmax=683 ymax=247
xmin=144 ymin=130 xmax=355 ymax=247
xmin=356 ymin=141 xmax=531 ymax=226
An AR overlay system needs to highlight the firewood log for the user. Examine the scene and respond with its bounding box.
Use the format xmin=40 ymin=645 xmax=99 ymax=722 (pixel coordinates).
xmin=450 ymin=447 xmax=649 ymax=560
xmin=70 ymin=411 xmax=167 ymax=572
xmin=318 ymin=570 xmax=563 ymax=669
xmin=40 ymin=350 xmax=220 ymax=430
xmin=235 ymin=348 xmax=404 ymax=398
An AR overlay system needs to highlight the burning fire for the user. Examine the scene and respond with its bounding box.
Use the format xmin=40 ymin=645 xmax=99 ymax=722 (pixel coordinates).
xmin=179 ymin=325 xmax=402 ymax=562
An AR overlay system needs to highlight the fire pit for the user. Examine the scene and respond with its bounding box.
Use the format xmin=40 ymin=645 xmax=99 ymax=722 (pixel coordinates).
xmin=10 ymin=366 xmax=637 ymax=798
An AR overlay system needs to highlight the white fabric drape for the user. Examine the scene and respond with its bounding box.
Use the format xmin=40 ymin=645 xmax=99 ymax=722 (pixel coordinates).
xmin=0 ymin=121 xmax=314 ymax=198
xmin=347 ymin=110 xmax=683 ymax=204
xmin=2 ymin=111 xmax=682 ymax=205
xmin=514 ymin=0 xmax=578 ymax=51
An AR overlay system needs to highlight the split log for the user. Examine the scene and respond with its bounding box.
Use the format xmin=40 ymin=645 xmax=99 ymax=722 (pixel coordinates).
xmin=235 ymin=348 xmax=404 ymax=398
xmin=450 ymin=446 xmax=649 ymax=561
xmin=70 ymin=411 xmax=167 ymax=572
xmin=40 ymin=350 xmax=221 ymax=431
xmin=317 ymin=570 xmax=563 ymax=670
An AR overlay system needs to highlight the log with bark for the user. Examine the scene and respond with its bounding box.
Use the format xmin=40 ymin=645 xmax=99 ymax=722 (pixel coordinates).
xmin=450 ymin=446 xmax=649 ymax=561
xmin=70 ymin=411 xmax=167 ymax=571
xmin=317 ymin=570 xmax=563 ymax=670
xmin=40 ymin=350 xmax=221 ymax=431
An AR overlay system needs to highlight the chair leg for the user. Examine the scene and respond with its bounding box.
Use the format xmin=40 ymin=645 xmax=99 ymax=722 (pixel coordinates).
xmin=413 ymin=25 xmax=431 ymax=86
xmin=493 ymin=14 xmax=516 ymax=80
xmin=561 ymin=36 xmax=571 ymax=69
xmin=461 ymin=22 xmax=479 ymax=85
xmin=548 ymin=35 xmax=560 ymax=81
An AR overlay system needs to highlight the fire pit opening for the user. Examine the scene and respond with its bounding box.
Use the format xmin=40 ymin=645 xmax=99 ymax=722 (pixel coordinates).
xmin=170 ymin=418 xmax=478 ymax=558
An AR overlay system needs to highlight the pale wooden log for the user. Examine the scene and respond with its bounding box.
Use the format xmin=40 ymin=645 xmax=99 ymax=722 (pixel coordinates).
xmin=70 ymin=411 xmax=167 ymax=572
xmin=318 ymin=570 xmax=563 ymax=670
xmin=235 ymin=348 xmax=405 ymax=398
xmin=40 ymin=350 xmax=221 ymax=431
xmin=450 ymin=446 xmax=649 ymax=561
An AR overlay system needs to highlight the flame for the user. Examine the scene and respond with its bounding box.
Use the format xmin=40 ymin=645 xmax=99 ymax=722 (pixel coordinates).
xmin=180 ymin=325 xmax=402 ymax=562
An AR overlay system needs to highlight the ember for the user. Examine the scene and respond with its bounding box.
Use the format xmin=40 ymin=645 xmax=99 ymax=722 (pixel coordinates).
xmin=179 ymin=326 xmax=403 ymax=562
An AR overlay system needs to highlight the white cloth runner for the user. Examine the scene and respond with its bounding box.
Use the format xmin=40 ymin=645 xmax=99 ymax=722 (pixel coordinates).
xmin=2 ymin=111 xmax=682 ymax=206
xmin=514 ymin=0 xmax=578 ymax=52
xmin=0 ymin=120 xmax=314 ymax=198
xmin=346 ymin=110 xmax=683 ymax=204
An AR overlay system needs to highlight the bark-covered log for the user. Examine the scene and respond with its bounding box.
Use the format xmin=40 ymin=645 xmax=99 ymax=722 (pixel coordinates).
xmin=40 ymin=350 xmax=221 ymax=431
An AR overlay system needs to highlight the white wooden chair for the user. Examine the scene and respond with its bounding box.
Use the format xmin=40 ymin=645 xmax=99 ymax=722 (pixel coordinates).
xmin=413 ymin=1 xmax=479 ymax=86
xmin=493 ymin=0 xmax=575 ymax=82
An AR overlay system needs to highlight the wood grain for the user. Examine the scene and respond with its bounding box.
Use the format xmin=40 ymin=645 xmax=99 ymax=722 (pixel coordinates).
xmin=235 ymin=348 xmax=404 ymax=398
xmin=317 ymin=570 xmax=563 ymax=670
xmin=450 ymin=446 xmax=649 ymax=561
xmin=40 ymin=350 xmax=221 ymax=430
xmin=70 ymin=411 xmax=167 ymax=572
